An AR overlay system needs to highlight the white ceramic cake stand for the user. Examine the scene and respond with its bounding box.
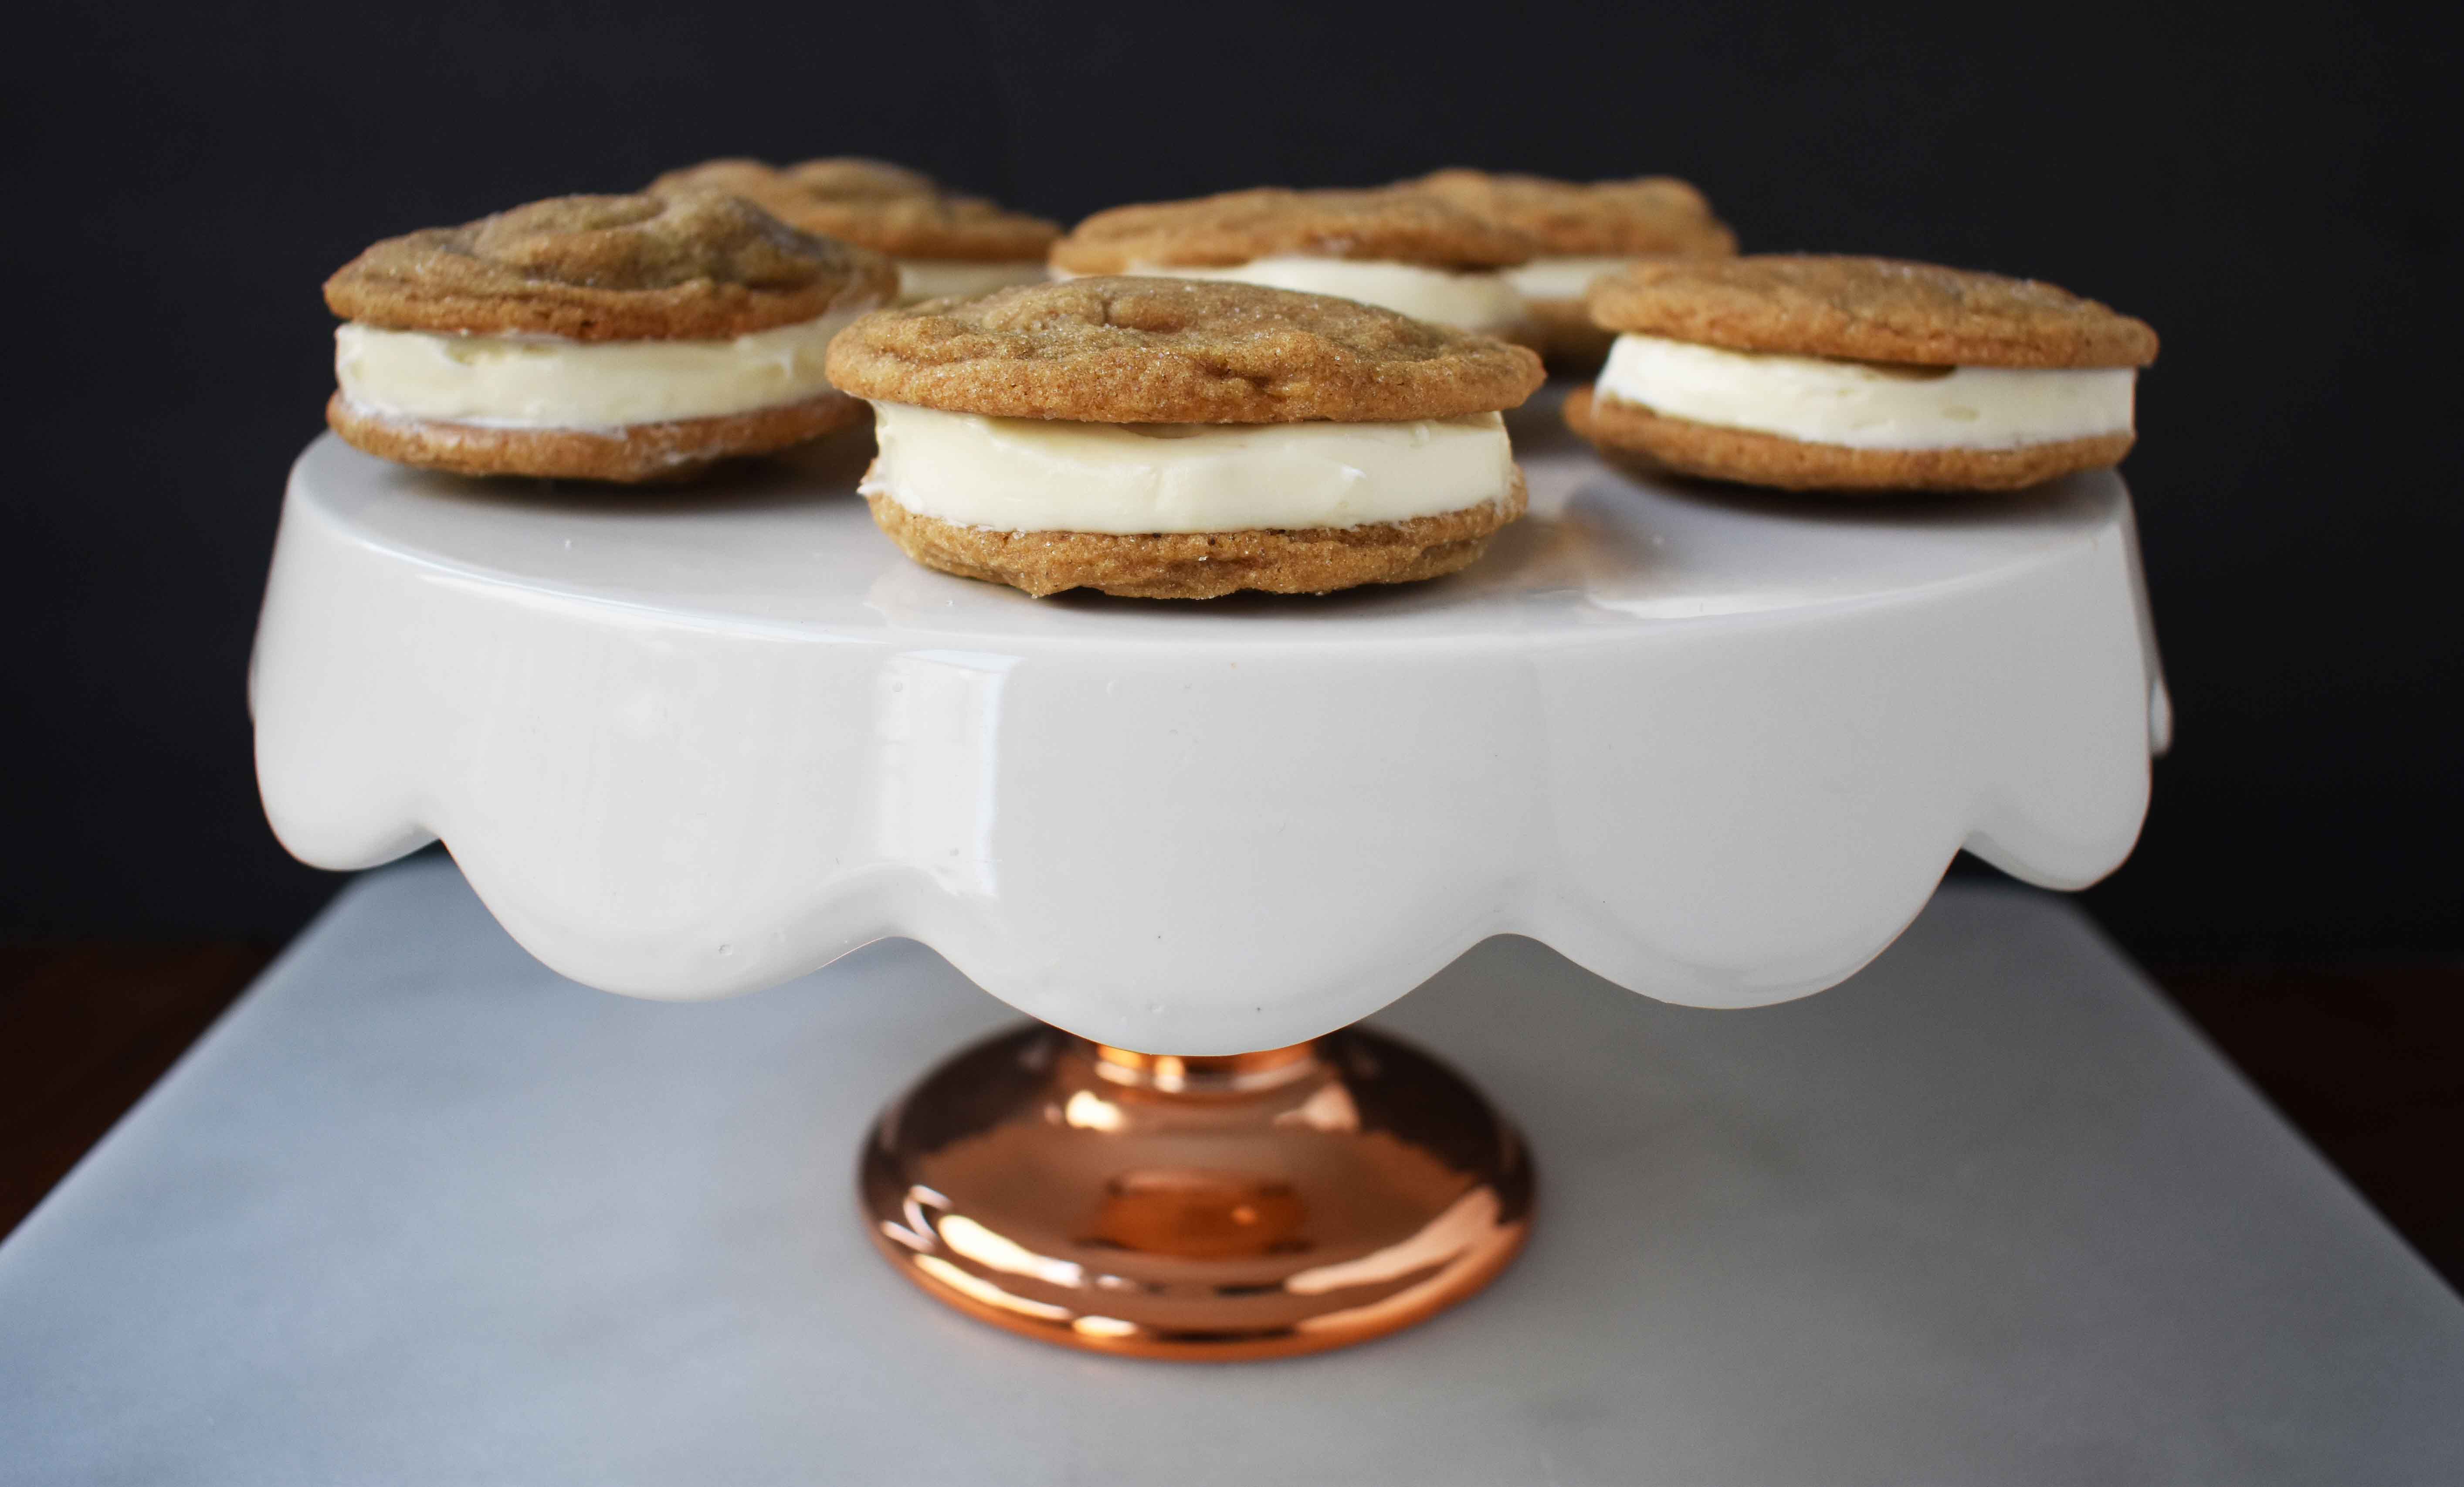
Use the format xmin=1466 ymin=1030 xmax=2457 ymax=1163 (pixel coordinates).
xmin=251 ymin=393 xmax=2166 ymax=1358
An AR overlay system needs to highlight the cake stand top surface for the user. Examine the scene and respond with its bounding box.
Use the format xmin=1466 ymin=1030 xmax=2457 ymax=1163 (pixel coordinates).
xmin=254 ymin=393 xmax=2164 ymax=1052
xmin=285 ymin=405 xmax=2136 ymax=648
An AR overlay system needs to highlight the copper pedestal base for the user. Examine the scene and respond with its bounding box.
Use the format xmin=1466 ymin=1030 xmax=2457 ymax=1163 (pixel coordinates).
xmin=858 ymin=1025 xmax=1534 ymax=1361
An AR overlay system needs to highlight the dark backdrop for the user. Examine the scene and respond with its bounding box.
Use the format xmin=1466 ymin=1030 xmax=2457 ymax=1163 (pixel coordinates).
xmin=7 ymin=3 xmax=2454 ymax=959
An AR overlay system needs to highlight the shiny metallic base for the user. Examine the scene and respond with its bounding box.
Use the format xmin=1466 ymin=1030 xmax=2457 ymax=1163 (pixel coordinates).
xmin=858 ymin=1025 xmax=1535 ymax=1361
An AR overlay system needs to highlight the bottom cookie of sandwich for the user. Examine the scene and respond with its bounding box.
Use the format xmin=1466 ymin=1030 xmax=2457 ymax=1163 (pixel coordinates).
xmin=865 ymin=471 xmax=1527 ymax=600
xmin=326 ymin=390 xmax=867 ymax=484
xmin=1565 ymin=386 xmax=2133 ymax=493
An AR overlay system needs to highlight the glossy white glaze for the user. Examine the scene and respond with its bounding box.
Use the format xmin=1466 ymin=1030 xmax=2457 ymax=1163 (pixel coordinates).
xmin=251 ymin=393 xmax=2164 ymax=1052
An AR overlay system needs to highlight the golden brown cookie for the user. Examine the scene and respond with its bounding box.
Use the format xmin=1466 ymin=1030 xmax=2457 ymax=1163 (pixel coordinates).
xmin=1050 ymin=188 xmax=1537 ymax=274
xmin=763 ymin=156 xmax=939 ymax=199
xmin=1571 ymin=256 xmax=2155 ymax=492
xmin=844 ymin=279 xmax=1540 ymax=598
xmin=1407 ymin=170 xmax=1736 ymax=366
xmin=827 ymin=276 xmax=1545 ymax=424
xmin=324 ymin=194 xmax=892 ymax=482
xmin=1407 ymin=170 xmax=1738 ymax=258
xmin=1563 ymin=384 xmax=2136 ymax=492
xmin=325 ymin=193 xmax=894 ymax=340
xmin=326 ymin=390 xmax=866 ymax=483
xmin=1587 ymin=255 xmax=2157 ymax=368
xmin=865 ymin=470 xmax=1527 ymax=598
xmin=649 ymin=158 xmax=1058 ymax=261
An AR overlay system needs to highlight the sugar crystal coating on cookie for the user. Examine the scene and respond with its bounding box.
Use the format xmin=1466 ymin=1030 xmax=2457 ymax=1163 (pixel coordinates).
xmin=827 ymin=276 xmax=1545 ymax=424
xmin=1588 ymin=255 xmax=2157 ymax=368
xmin=1050 ymin=188 xmax=1539 ymax=275
xmin=1407 ymin=170 xmax=1737 ymax=258
xmin=649 ymin=158 xmax=1058 ymax=261
xmin=324 ymin=194 xmax=895 ymax=341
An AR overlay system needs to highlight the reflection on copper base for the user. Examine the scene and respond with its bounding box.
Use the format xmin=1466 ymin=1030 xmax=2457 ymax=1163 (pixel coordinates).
xmin=858 ymin=1025 xmax=1534 ymax=1361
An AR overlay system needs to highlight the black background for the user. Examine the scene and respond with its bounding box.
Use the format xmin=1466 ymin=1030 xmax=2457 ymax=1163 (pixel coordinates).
xmin=6 ymin=3 xmax=2455 ymax=960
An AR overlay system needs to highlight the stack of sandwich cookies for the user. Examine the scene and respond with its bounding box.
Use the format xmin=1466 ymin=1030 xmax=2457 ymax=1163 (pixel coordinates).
xmin=827 ymin=277 xmax=1546 ymax=598
xmin=1050 ymin=188 xmax=1538 ymax=342
xmin=1408 ymin=170 xmax=1736 ymax=365
xmin=1568 ymin=255 xmax=2158 ymax=492
xmin=650 ymin=158 xmax=1057 ymax=306
xmin=324 ymin=194 xmax=894 ymax=482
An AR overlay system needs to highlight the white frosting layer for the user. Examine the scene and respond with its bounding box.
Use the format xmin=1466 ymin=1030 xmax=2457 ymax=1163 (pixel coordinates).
xmin=1504 ymin=255 xmax=1637 ymax=302
xmin=1119 ymin=257 xmax=1527 ymax=335
xmin=1597 ymin=333 xmax=2136 ymax=451
xmin=861 ymin=402 xmax=1515 ymax=534
xmin=895 ymin=258 xmax=1049 ymax=305
xmin=333 ymin=306 xmax=870 ymax=430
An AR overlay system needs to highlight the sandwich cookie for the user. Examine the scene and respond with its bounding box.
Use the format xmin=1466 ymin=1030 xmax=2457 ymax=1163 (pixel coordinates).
xmin=324 ymin=194 xmax=895 ymax=482
xmin=1568 ymin=255 xmax=2158 ymax=492
xmin=1409 ymin=170 xmax=1736 ymax=365
xmin=826 ymin=277 xmax=1546 ymax=598
xmin=1048 ymin=188 xmax=1538 ymax=341
xmin=651 ymin=158 xmax=1057 ymax=306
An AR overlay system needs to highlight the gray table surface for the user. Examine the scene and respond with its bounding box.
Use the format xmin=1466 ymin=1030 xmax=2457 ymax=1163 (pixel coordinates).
xmin=4 ymin=856 xmax=2458 ymax=1484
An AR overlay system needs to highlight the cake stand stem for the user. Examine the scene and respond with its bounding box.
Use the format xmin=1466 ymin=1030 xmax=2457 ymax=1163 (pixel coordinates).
xmin=857 ymin=1022 xmax=1535 ymax=1361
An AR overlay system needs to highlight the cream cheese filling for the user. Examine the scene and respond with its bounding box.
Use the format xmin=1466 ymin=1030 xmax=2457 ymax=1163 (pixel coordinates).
xmin=333 ymin=305 xmax=871 ymax=430
xmin=1597 ymin=332 xmax=2136 ymax=451
xmin=894 ymin=258 xmax=1050 ymax=305
xmin=1112 ymin=257 xmax=1528 ymax=336
xmin=1504 ymin=255 xmax=1639 ymax=303
xmin=860 ymin=402 xmax=1515 ymax=534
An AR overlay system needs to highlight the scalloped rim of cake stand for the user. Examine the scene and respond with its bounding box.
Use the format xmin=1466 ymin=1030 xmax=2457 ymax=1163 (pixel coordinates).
xmin=252 ymin=398 xmax=2162 ymax=1051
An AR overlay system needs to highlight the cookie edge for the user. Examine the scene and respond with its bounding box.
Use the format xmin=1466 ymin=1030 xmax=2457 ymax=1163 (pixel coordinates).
xmin=865 ymin=468 xmax=1529 ymax=598
xmin=325 ymin=389 xmax=866 ymax=483
xmin=1565 ymin=385 xmax=2135 ymax=492
xmin=1586 ymin=257 xmax=2160 ymax=369
xmin=825 ymin=280 xmax=1548 ymax=425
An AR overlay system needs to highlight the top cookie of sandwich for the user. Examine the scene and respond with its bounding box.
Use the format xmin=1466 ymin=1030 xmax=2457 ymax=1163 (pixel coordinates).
xmin=324 ymin=194 xmax=895 ymax=341
xmin=649 ymin=158 xmax=1060 ymax=261
xmin=1590 ymin=255 xmax=2158 ymax=368
xmin=827 ymin=276 xmax=1545 ymax=423
xmin=1408 ymin=170 xmax=1737 ymax=258
xmin=1050 ymin=188 xmax=1538 ymax=275
xmin=758 ymin=156 xmax=939 ymax=199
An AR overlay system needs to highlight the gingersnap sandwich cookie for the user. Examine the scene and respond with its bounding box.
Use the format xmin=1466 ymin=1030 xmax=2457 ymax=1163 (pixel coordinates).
xmin=650 ymin=158 xmax=1057 ymax=306
xmin=323 ymin=194 xmax=895 ymax=482
xmin=825 ymin=277 xmax=1546 ymax=599
xmin=1049 ymin=188 xmax=1539 ymax=341
xmin=1407 ymin=170 xmax=1735 ymax=364
xmin=1569 ymin=255 xmax=2158 ymax=492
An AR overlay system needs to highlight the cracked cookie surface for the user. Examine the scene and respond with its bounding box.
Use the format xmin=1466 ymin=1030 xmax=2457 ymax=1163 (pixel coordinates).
xmin=827 ymin=276 xmax=1544 ymax=424
xmin=1587 ymin=255 xmax=2158 ymax=368
xmin=1050 ymin=187 xmax=1537 ymax=274
xmin=325 ymin=193 xmax=893 ymax=340
xmin=650 ymin=158 xmax=1058 ymax=261
xmin=1407 ymin=170 xmax=1737 ymax=257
